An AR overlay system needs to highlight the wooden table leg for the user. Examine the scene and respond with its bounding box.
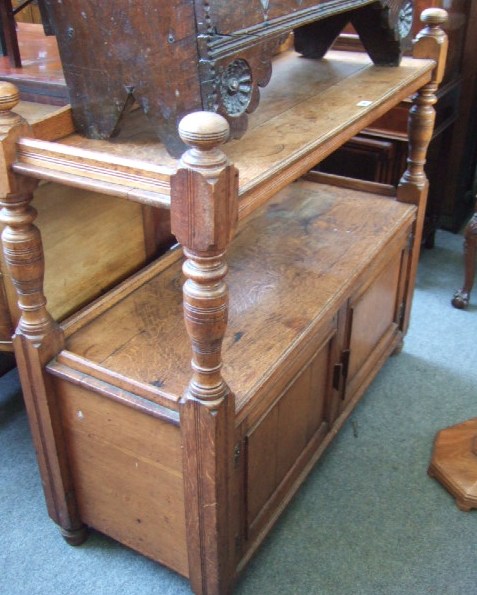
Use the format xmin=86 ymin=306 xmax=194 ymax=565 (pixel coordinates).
xmin=452 ymin=212 xmax=477 ymax=309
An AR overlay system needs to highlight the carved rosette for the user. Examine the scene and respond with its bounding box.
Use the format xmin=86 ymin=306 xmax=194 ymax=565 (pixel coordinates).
xmin=220 ymin=59 xmax=253 ymax=118
xmin=352 ymin=0 xmax=415 ymax=64
xmin=366 ymin=1 xmax=415 ymax=44
xmin=397 ymin=1 xmax=414 ymax=39
xmin=385 ymin=0 xmax=414 ymax=41
xmin=212 ymin=43 xmax=276 ymax=140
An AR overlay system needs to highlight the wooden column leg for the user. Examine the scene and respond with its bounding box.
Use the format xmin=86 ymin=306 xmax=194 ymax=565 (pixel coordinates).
xmin=171 ymin=112 xmax=239 ymax=595
xmin=0 ymin=82 xmax=86 ymax=544
xmin=397 ymin=8 xmax=448 ymax=334
xmin=452 ymin=212 xmax=477 ymax=309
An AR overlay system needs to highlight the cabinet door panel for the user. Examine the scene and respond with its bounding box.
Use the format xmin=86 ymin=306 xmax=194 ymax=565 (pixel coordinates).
xmin=245 ymin=333 xmax=334 ymax=533
xmin=348 ymin=255 xmax=401 ymax=382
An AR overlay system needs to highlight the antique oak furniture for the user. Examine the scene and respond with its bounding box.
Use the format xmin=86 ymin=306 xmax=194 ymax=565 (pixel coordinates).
xmin=0 ymin=9 xmax=447 ymax=595
xmin=42 ymin=0 xmax=415 ymax=156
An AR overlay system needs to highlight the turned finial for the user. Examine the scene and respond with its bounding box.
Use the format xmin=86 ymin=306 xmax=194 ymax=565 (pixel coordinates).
xmin=178 ymin=111 xmax=230 ymax=152
xmin=0 ymin=82 xmax=20 ymax=113
xmin=413 ymin=8 xmax=448 ymax=83
xmin=417 ymin=8 xmax=448 ymax=45
xmin=420 ymin=8 xmax=448 ymax=28
xmin=171 ymin=110 xmax=238 ymax=254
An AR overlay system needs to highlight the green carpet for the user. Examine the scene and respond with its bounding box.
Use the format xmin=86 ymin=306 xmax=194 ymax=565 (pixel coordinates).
xmin=1 ymin=229 xmax=476 ymax=594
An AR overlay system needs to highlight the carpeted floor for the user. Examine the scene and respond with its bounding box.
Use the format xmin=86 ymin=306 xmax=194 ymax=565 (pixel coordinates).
xmin=1 ymin=229 xmax=476 ymax=594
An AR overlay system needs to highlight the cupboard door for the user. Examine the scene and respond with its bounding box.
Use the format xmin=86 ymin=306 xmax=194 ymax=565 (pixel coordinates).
xmin=245 ymin=326 xmax=338 ymax=539
xmin=343 ymin=240 xmax=408 ymax=406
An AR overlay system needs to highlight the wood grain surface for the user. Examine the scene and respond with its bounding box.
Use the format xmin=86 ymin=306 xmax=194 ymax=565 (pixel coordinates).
xmin=12 ymin=51 xmax=434 ymax=218
xmin=64 ymin=180 xmax=415 ymax=417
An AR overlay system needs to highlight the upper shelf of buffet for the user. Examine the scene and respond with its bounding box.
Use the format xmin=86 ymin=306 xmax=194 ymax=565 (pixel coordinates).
xmin=14 ymin=50 xmax=434 ymax=219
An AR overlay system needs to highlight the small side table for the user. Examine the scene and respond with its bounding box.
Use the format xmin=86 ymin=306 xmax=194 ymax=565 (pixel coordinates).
xmin=428 ymin=418 xmax=477 ymax=511
xmin=452 ymin=211 xmax=477 ymax=309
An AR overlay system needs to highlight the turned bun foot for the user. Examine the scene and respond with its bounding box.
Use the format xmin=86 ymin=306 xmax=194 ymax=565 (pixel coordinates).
xmin=392 ymin=338 xmax=404 ymax=355
xmin=61 ymin=525 xmax=89 ymax=546
xmin=456 ymin=499 xmax=473 ymax=512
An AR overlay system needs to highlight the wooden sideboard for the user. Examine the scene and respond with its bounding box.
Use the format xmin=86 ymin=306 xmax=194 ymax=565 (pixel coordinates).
xmin=0 ymin=10 xmax=447 ymax=595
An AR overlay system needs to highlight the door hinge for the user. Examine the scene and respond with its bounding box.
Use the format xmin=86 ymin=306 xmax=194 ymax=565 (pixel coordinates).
xmin=341 ymin=349 xmax=350 ymax=380
xmin=332 ymin=362 xmax=342 ymax=391
xmin=333 ymin=349 xmax=351 ymax=396
xmin=398 ymin=301 xmax=406 ymax=328
xmin=235 ymin=534 xmax=243 ymax=555
xmin=233 ymin=442 xmax=241 ymax=468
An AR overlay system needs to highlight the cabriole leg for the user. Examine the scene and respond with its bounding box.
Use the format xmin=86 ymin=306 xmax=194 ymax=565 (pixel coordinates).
xmin=452 ymin=212 xmax=477 ymax=309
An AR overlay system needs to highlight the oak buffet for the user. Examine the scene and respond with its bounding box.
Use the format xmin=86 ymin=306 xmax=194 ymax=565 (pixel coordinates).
xmin=0 ymin=8 xmax=447 ymax=595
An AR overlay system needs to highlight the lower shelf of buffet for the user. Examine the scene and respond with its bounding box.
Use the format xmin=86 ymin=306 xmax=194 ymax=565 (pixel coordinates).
xmin=45 ymin=176 xmax=416 ymax=575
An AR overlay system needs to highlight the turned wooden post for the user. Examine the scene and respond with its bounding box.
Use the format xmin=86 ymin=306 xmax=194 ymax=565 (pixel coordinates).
xmin=0 ymin=82 xmax=86 ymax=545
xmin=171 ymin=112 xmax=238 ymax=595
xmin=397 ymin=8 xmax=448 ymax=333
